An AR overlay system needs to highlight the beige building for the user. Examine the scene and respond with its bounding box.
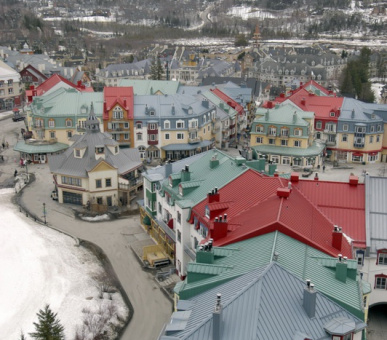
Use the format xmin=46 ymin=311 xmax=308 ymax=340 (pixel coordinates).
xmin=0 ymin=59 xmax=22 ymax=110
xmin=49 ymin=105 xmax=143 ymax=208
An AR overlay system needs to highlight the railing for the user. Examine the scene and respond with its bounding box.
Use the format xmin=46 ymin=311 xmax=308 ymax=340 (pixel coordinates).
xmin=77 ymin=126 xmax=85 ymax=132
xmin=324 ymin=129 xmax=336 ymax=134
xmin=188 ymin=137 xmax=201 ymax=144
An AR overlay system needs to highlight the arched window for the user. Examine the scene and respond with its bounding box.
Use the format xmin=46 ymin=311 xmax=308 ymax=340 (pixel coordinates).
xmin=113 ymin=106 xmax=123 ymax=119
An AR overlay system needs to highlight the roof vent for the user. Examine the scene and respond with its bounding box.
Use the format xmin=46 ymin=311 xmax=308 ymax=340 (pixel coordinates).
xmin=349 ymin=175 xmax=358 ymax=186
xmin=277 ymin=187 xmax=291 ymax=198
xmin=213 ymin=293 xmax=223 ymax=340
xmin=303 ymin=280 xmax=316 ymax=318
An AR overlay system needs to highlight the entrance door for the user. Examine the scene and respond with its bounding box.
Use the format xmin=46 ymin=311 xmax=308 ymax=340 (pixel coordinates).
xmin=39 ymin=154 xmax=46 ymax=163
xmin=62 ymin=191 xmax=83 ymax=205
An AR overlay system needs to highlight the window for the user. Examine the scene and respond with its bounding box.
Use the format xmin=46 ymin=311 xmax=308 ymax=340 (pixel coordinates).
xmin=375 ymin=276 xmax=387 ymax=289
xmin=377 ymin=125 xmax=382 ymax=132
xmin=96 ymin=197 xmax=103 ymax=205
xmin=158 ymin=202 xmax=162 ymax=213
xmin=178 ymin=185 xmax=183 ymax=196
xmin=176 ymin=121 xmax=184 ymax=129
xmin=105 ymin=178 xmax=112 ymax=187
xmin=177 ymin=211 xmax=181 ymax=224
xmin=269 ymin=127 xmax=276 ymax=136
xmin=96 ymin=179 xmax=102 ymax=188
xmin=150 ymin=110 xmax=155 ymax=116
xmin=281 ymin=139 xmax=288 ymax=146
xmin=136 ymin=123 xmax=142 ymax=129
xmin=343 ymin=124 xmax=349 ymax=131
xmin=377 ymin=251 xmax=387 ymax=265
xmin=48 ymin=120 xmax=55 ymax=128
xmin=269 ymin=138 xmax=275 ymax=145
xmin=106 ymin=196 xmax=112 ymax=206
xmin=356 ymin=250 xmax=364 ymax=266
xmin=370 ymin=125 xmax=375 ymax=132
xmin=75 ymin=149 xmax=81 ymax=157
xmin=355 ymin=126 xmax=366 ymax=133
xmin=67 ymin=131 xmax=72 ymax=138
xmin=124 ymin=133 xmax=129 ymax=140
xmin=96 ymin=146 xmax=104 ymax=154
xmin=149 ymin=123 xmax=157 ymax=130
xmin=342 ymin=134 xmax=348 ymax=142
xmin=8 ymin=88 xmax=13 ymax=94
xmin=124 ymin=122 xmax=129 ymax=129
xmin=165 ymin=133 xmax=170 ymax=140
xmin=255 ymin=125 xmax=264 ymax=133
xmin=370 ymin=136 xmax=374 ymax=143
xmin=177 ymin=230 xmax=181 ymax=243
xmin=164 ymin=121 xmax=170 ymax=129
xmin=205 ymin=206 xmax=210 ymax=218
xmin=316 ymin=121 xmax=322 ymax=129
xmin=8 ymin=79 xmax=13 ymax=86
xmin=148 ymin=134 xmax=157 ymax=141
xmin=177 ymin=133 xmax=184 ymax=140
xmin=50 ymin=131 xmax=56 ymax=139
xmin=66 ymin=119 xmax=73 ymax=127
xmin=256 ymin=137 xmax=263 ymax=143
xmin=113 ymin=107 xmax=123 ymax=119
xmin=61 ymin=176 xmax=82 ymax=187
xmin=330 ymin=112 xmax=335 ymax=117
xmin=294 ymin=140 xmax=301 ymax=147
xmin=137 ymin=133 xmax=142 ymax=141
xmin=281 ymin=128 xmax=289 ymax=136
xmin=294 ymin=129 xmax=302 ymax=136
xmin=377 ymin=135 xmax=380 ymax=142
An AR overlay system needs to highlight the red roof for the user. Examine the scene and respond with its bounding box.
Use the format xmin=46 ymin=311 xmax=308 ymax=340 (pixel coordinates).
xmin=26 ymin=74 xmax=93 ymax=102
xmin=211 ymin=88 xmax=244 ymax=115
xmin=103 ymin=87 xmax=134 ymax=120
xmin=192 ymin=170 xmax=365 ymax=258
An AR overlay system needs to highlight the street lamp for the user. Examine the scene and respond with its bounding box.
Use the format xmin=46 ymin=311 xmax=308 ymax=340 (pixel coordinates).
xmin=43 ymin=203 xmax=47 ymax=224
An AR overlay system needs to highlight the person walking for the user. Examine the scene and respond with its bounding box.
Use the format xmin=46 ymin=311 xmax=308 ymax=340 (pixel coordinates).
xmin=1 ymin=142 xmax=4 ymax=149
xmin=323 ymin=165 xmax=326 ymax=172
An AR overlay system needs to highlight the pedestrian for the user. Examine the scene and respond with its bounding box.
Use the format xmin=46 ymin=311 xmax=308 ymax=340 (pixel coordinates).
xmin=323 ymin=165 xmax=326 ymax=172
xmin=14 ymin=169 xmax=18 ymax=177
xmin=1 ymin=142 xmax=4 ymax=149
xmin=5 ymin=141 xmax=8 ymax=148
xmin=20 ymin=158 xmax=24 ymax=167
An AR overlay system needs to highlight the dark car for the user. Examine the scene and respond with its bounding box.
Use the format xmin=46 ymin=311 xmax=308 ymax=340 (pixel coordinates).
xmin=12 ymin=109 xmax=25 ymax=122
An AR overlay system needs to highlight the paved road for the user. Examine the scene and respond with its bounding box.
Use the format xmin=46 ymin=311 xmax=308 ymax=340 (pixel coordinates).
xmin=0 ymin=116 xmax=172 ymax=340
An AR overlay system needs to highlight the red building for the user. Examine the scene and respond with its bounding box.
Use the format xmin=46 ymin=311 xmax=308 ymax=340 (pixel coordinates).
xmin=191 ymin=169 xmax=365 ymax=259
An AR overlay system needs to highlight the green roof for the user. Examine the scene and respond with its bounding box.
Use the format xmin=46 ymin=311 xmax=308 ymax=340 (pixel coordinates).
xmin=14 ymin=140 xmax=69 ymax=154
xmin=252 ymin=141 xmax=325 ymax=157
xmin=255 ymin=104 xmax=314 ymax=126
xmin=175 ymin=231 xmax=364 ymax=319
xmin=162 ymin=149 xmax=249 ymax=208
xmin=30 ymin=88 xmax=104 ymax=118
xmin=118 ymin=79 xmax=181 ymax=95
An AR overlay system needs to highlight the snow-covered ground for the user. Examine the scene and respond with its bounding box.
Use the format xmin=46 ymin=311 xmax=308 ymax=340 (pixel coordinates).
xmin=0 ymin=188 xmax=128 ymax=339
xmin=371 ymin=82 xmax=385 ymax=104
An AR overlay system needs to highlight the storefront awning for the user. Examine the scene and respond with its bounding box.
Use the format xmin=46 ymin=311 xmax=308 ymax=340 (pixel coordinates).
xmin=353 ymin=152 xmax=363 ymax=157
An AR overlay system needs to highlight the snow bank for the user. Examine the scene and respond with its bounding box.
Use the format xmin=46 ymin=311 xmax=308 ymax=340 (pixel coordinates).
xmin=0 ymin=190 xmax=127 ymax=339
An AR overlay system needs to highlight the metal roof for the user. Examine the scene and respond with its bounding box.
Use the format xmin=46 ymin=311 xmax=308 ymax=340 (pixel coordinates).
xmin=118 ymin=79 xmax=181 ymax=95
xmin=175 ymin=231 xmax=363 ymax=318
xmin=365 ymin=176 xmax=387 ymax=255
xmin=162 ymin=149 xmax=249 ymax=208
xmin=162 ymin=262 xmax=366 ymax=340
xmin=14 ymin=140 xmax=69 ymax=154
xmin=161 ymin=140 xmax=212 ymax=151
xmin=252 ymin=141 xmax=325 ymax=157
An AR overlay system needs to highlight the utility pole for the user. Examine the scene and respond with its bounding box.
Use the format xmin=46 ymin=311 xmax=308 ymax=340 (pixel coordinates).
xmin=43 ymin=203 xmax=47 ymax=224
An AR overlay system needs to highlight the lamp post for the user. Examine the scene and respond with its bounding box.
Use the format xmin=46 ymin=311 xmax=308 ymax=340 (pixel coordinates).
xmin=43 ymin=203 xmax=46 ymax=224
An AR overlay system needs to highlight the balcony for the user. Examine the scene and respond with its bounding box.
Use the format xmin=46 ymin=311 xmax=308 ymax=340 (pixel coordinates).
xmin=326 ymin=140 xmax=336 ymax=146
xmin=280 ymin=134 xmax=289 ymax=139
xmin=354 ymin=142 xmax=365 ymax=148
xmin=354 ymin=132 xmax=366 ymax=138
xmin=324 ymin=129 xmax=336 ymax=134
xmin=76 ymin=125 xmax=85 ymax=132
xmin=188 ymin=126 xmax=198 ymax=133
xmin=188 ymin=136 xmax=201 ymax=144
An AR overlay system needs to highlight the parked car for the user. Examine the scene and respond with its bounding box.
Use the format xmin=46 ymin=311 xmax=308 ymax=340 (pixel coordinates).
xmin=12 ymin=109 xmax=25 ymax=122
xmin=51 ymin=191 xmax=58 ymax=201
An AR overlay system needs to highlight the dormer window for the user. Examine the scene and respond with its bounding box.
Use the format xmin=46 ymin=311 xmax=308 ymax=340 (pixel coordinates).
xmin=330 ymin=112 xmax=335 ymax=117
xmin=66 ymin=119 xmax=73 ymax=127
xmin=178 ymin=185 xmax=183 ymax=196
xmin=205 ymin=206 xmax=210 ymax=218
xmin=74 ymin=149 xmax=81 ymax=158
xmin=377 ymin=249 xmax=387 ymax=265
xmin=113 ymin=106 xmax=123 ymax=119
xmin=96 ymin=146 xmax=104 ymax=154
xmin=150 ymin=110 xmax=155 ymax=116
xmin=169 ymin=177 xmax=173 ymax=187
xmin=115 ymin=146 xmax=118 ymax=154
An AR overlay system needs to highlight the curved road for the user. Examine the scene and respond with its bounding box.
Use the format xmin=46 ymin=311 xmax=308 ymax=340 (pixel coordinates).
xmin=0 ymin=116 xmax=172 ymax=340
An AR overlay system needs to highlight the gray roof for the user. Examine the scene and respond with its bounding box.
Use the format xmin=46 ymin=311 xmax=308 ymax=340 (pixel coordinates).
xmin=161 ymin=140 xmax=212 ymax=151
xmin=340 ymin=98 xmax=385 ymax=123
xmin=49 ymin=115 xmax=141 ymax=177
xmin=159 ymin=263 xmax=366 ymax=340
xmin=365 ymin=176 xmax=387 ymax=255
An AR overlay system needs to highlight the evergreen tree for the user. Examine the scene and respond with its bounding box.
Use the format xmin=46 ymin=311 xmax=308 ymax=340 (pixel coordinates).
xmin=29 ymin=305 xmax=65 ymax=340
xmin=150 ymin=57 xmax=164 ymax=80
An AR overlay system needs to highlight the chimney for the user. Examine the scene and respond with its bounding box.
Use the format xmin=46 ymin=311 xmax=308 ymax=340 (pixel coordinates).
xmin=213 ymin=294 xmax=223 ymax=340
xmin=301 ymin=97 xmax=306 ymax=105
xmin=314 ymin=173 xmax=319 ymax=181
xmin=181 ymin=165 xmax=191 ymax=182
xmin=293 ymin=111 xmax=297 ymax=124
xmin=265 ymin=109 xmax=269 ymax=121
xmin=210 ymin=155 xmax=220 ymax=169
xmin=332 ymin=226 xmax=343 ymax=250
xmin=267 ymin=101 xmax=273 ymax=109
xmin=196 ymin=244 xmax=214 ymax=264
xmin=290 ymin=172 xmax=299 ymax=182
xmin=165 ymin=161 xmax=173 ymax=177
xmin=171 ymin=103 xmax=175 ymax=115
xmin=280 ymin=93 xmax=285 ymax=98
xmin=335 ymin=254 xmax=348 ymax=283
xmin=277 ymin=187 xmax=291 ymax=198
xmin=303 ymin=280 xmax=316 ymax=318
xmin=202 ymin=99 xmax=209 ymax=108
xmin=211 ymin=215 xmax=228 ymax=241
xmin=349 ymin=175 xmax=358 ymax=186
xmin=30 ymin=85 xmax=34 ymax=90
xmin=208 ymin=187 xmax=220 ymax=204
xmin=124 ymin=98 xmax=127 ymax=108
xmin=351 ymin=109 xmax=355 ymax=119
